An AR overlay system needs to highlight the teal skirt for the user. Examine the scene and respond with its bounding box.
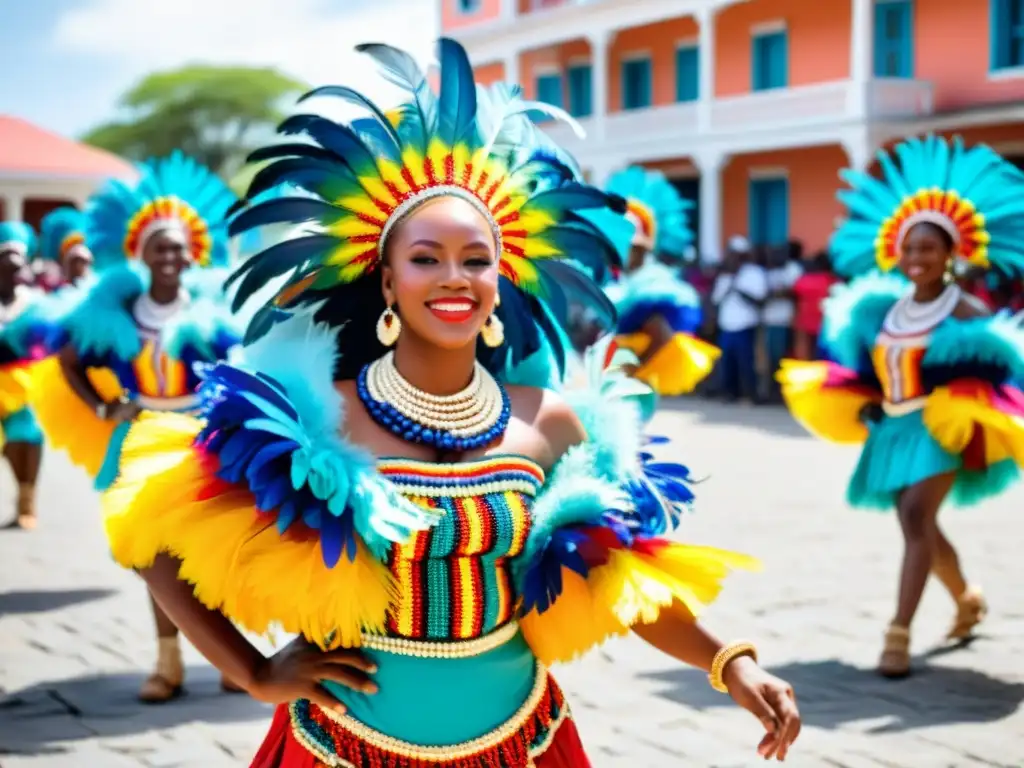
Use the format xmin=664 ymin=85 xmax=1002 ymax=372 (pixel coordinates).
xmin=847 ymin=410 xmax=1019 ymax=510
xmin=0 ymin=407 xmax=43 ymax=445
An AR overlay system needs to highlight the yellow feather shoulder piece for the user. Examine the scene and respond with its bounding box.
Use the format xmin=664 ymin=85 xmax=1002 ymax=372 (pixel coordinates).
xmin=102 ymin=412 xmax=395 ymax=650
xmin=777 ymin=359 xmax=877 ymax=444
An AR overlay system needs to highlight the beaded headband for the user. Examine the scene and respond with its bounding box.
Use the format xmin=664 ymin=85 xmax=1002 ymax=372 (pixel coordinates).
xmin=378 ymin=186 xmax=504 ymax=257
xmin=606 ymin=167 xmax=693 ymax=259
xmin=895 ymin=210 xmax=962 ymax=252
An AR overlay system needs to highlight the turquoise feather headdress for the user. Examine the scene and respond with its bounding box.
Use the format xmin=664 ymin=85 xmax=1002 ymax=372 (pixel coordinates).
xmin=0 ymin=221 xmax=35 ymax=257
xmin=227 ymin=38 xmax=622 ymax=331
xmin=830 ymin=135 xmax=1024 ymax=278
xmin=40 ymin=207 xmax=89 ymax=263
xmin=85 ymin=150 xmax=237 ymax=271
xmin=605 ymin=166 xmax=693 ymax=258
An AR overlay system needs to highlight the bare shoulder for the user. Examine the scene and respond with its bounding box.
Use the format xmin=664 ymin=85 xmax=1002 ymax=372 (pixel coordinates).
xmin=953 ymin=293 xmax=990 ymax=320
xmin=506 ymin=385 xmax=586 ymax=469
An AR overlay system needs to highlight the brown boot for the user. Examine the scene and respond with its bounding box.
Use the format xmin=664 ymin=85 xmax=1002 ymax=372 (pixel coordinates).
xmin=877 ymin=624 xmax=911 ymax=679
xmin=15 ymin=483 xmax=36 ymax=530
xmin=948 ymin=586 xmax=987 ymax=641
xmin=139 ymin=637 xmax=185 ymax=703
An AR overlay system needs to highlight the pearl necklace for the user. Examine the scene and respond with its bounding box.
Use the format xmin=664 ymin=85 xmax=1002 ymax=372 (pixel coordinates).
xmin=357 ymin=352 xmax=511 ymax=451
xmin=884 ymin=284 xmax=961 ymax=336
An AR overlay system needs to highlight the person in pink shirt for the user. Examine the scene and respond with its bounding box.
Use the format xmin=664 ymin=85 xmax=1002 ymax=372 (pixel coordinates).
xmin=792 ymin=252 xmax=840 ymax=361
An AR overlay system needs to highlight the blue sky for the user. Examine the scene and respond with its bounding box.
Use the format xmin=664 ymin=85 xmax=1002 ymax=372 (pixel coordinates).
xmin=2 ymin=0 xmax=438 ymax=138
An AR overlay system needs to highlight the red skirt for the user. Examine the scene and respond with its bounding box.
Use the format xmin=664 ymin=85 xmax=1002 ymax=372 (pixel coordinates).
xmin=251 ymin=701 xmax=591 ymax=768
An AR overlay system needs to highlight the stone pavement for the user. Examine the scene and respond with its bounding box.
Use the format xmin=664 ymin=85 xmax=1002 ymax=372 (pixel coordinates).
xmin=1 ymin=400 xmax=1023 ymax=768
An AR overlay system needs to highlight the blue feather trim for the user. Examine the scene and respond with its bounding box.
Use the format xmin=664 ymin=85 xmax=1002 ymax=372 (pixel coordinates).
xmin=196 ymin=308 xmax=436 ymax=566
xmin=821 ymin=271 xmax=906 ymax=370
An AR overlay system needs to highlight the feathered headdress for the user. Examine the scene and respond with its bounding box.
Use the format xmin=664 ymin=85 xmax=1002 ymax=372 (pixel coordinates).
xmin=40 ymin=207 xmax=90 ymax=264
xmin=85 ymin=151 xmax=237 ymax=271
xmin=0 ymin=222 xmax=35 ymax=258
xmin=830 ymin=135 xmax=1024 ymax=278
xmin=227 ymin=38 xmax=623 ymax=373
xmin=605 ymin=166 xmax=693 ymax=258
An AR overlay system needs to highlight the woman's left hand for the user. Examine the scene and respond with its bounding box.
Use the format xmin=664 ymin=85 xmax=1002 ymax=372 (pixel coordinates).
xmin=723 ymin=656 xmax=801 ymax=761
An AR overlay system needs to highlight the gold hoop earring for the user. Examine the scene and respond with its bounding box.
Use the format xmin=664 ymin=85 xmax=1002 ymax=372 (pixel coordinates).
xmin=377 ymin=306 xmax=401 ymax=346
xmin=481 ymin=312 xmax=504 ymax=348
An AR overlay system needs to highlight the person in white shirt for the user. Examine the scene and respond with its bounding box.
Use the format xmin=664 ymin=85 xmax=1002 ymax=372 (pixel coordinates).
xmin=762 ymin=242 xmax=803 ymax=401
xmin=712 ymin=236 xmax=768 ymax=402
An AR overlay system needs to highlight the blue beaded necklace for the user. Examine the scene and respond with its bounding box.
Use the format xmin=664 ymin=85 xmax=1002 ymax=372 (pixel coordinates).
xmin=357 ymin=355 xmax=511 ymax=452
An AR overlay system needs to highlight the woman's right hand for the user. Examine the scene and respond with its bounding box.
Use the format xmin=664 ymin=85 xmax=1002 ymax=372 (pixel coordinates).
xmin=106 ymin=399 xmax=142 ymax=423
xmin=248 ymin=637 xmax=378 ymax=716
xmin=858 ymin=402 xmax=883 ymax=425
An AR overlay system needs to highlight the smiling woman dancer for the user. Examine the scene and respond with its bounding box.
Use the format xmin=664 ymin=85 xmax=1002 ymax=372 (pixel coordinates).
xmin=778 ymin=135 xmax=1024 ymax=678
xmin=30 ymin=152 xmax=245 ymax=702
xmin=102 ymin=39 xmax=801 ymax=766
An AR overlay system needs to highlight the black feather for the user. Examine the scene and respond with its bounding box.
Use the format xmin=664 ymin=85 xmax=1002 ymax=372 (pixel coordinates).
xmin=538 ymin=260 xmax=616 ymax=331
xmin=299 ymin=85 xmax=402 ymax=152
xmin=228 ymin=234 xmax=339 ymax=310
xmin=356 ymin=42 xmax=436 ymax=150
xmin=247 ymin=143 xmax=339 ymax=166
xmin=277 ymin=114 xmax=379 ymax=179
xmin=228 ymin=198 xmax=339 ymax=239
xmin=520 ymin=184 xmax=612 ymax=215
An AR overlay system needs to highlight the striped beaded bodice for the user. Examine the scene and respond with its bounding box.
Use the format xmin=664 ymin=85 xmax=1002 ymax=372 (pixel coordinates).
xmin=376 ymin=455 xmax=543 ymax=641
xmin=872 ymin=329 xmax=929 ymax=404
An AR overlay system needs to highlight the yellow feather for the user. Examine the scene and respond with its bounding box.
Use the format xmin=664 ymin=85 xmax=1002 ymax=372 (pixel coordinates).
xmin=359 ymin=178 xmax=398 ymax=210
xmin=516 ymin=209 xmax=558 ymax=235
xmin=378 ymin=159 xmax=413 ymax=196
xmin=625 ymin=333 xmax=722 ymax=396
xmin=776 ymin=359 xmax=871 ymax=444
xmin=451 ymin=144 xmax=471 ymax=182
xmin=426 ymin=139 xmax=451 ymax=178
xmin=402 ymin=147 xmax=429 ymax=188
xmin=330 ymin=206 xmax=384 ymax=234
xmin=101 ymin=413 xmax=395 ymax=650
xmin=520 ymin=237 xmax=562 ymax=259
xmin=28 ymin=357 xmax=124 ymax=477
xmin=325 ymin=240 xmax=379 ymax=268
xmin=466 ymin=148 xmax=491 ymax=189
xmin=519 ymin=569 xmax=627 ymax=666
xmin=0 ymin=363 xmax=34 ymax=415
xmin=500 ymin=253 xmax=540 ymax=289
xmin=924 ymin=386 xmax=1024 ymax=466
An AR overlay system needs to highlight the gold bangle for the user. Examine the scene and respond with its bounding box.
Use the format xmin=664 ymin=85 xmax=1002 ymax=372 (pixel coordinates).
xmin=708 ymin=641 xmax=758 ymax=693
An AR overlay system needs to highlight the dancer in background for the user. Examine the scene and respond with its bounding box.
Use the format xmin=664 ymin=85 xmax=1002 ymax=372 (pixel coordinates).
xmin=101 ymin=39 xmax=800 ymax=766
xmin=30 ymin=152 xmax=245 ymax=702
xmin=0 ymin=222 xmax=48 ymax=529
xmin=602 ymin=166 xmax=720 ymax=395
xmin=777 ymin=135 xmax=1024 ymax=678
xmin=38 ymin=206 xmax=94 ymax=290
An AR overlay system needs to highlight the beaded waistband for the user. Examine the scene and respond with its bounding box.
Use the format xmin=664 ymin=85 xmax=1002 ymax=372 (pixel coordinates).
xmin=360 ymin=622 xmax=519 ymax=659
xmin=289 ymin=663 xmax=568 ymax=767
xmin=883 ymin=397 xmax=927 ymax=416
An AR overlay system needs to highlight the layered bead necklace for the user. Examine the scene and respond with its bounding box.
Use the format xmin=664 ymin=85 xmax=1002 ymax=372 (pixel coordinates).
xmin=884 ymin=283 xmax=961 ymax=336
xmin=357 ymin=351 xmax=511 ymax=452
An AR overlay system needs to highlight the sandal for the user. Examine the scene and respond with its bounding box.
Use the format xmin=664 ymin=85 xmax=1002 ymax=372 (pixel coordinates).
xmin=139 ymin=637 xmax=184 ymax=704
xmin=948 ymin=586 xmax=987 ymax=641
xmin=877 ymin=624 xmax=911 ymax=679
xmin=15 ymin=483 xmax=36 ymax=530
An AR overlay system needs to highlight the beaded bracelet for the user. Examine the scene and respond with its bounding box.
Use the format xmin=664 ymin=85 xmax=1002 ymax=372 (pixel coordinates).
xmin=708 ymin=641 xmax=758 ymax=693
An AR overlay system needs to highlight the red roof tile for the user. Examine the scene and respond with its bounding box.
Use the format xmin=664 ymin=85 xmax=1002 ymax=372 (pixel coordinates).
xmin=0 ymin=115 xmax=135 ymax=179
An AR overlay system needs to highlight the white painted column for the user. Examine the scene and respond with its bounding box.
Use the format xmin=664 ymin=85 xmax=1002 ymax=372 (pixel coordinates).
xmin=696 ymin=151 xmax=726 ymax=264
xmin=589 ymin=30 xmax=610 ymax=141
xmin=847 ymin=0 xmax=874 ymax=119
xmin=504 ymin=52 xmax=518 ymax=84
xmin=697 ymin=8 xmax=717 ymax=132
xmin=3 ymin=193 xmax=24 ymax=222
xmin=842 ymin=130 xmax=874 ymax=173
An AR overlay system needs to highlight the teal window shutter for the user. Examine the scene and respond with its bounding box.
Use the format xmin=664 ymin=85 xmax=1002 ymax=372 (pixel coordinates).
xmin=874 ymin=1 xmax=914 ymax=77
xmin=752 ymin=31 xmax=789 ymax=91
xmin=534 ymin=72 xmax=563 ymax=123
xmin=990 ymin=0 xmax=1024 ymax=69
xmin=749 ymin=178 xmax=790 ymax=246
xmin=567 ymin=64 xmax=593 ymax=117
xmin=675 ymin=46 xmax=700 ymax=102
xmin=622 ymin=58 xmax=653 ymax=109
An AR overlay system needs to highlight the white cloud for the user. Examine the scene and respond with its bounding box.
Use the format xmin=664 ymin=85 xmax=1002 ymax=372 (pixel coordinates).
xmin=52 ymin=0 xmax=439 ymax=116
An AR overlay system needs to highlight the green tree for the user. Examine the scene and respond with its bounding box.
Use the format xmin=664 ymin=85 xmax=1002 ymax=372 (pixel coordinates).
xmin=82 ymin=65 xmax=308 ymax=178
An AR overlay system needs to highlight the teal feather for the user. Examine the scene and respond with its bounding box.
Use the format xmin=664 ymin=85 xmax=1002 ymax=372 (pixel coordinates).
xmin=821 ymin=271 xmax=906 ymax=369
xmin=437 ymin=38 xmax=478 ymax=147
xmin=605 ymin=166 xmax=694 ymax=258
xmin=925 ymin=312 xmax=1024 ymax=382
xmin=355 ymin=42 xmax=437 ymax=153
xmin=232 ymin=307 xmax=436 ymax=558
xmin=162 ymin=268 xmax=243 ymax=361
xmin=606 ymin=261 xmax=700 ymax=317
xmin=0 ymin=222 xmax=36 ymax=255
xmin=60 ymin=264 xmax=146 ymax=362
xmin=39 ymin=207 xmax=87 ymax=262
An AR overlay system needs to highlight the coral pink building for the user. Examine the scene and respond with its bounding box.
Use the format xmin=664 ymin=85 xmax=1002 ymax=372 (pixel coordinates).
xmin=441 ymin=0 xmax=1024 ymax=261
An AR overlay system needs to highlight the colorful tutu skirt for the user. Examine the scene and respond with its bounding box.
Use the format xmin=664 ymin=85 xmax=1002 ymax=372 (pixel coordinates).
xmin=847 ymin=409 xmax=1020 ymax=510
